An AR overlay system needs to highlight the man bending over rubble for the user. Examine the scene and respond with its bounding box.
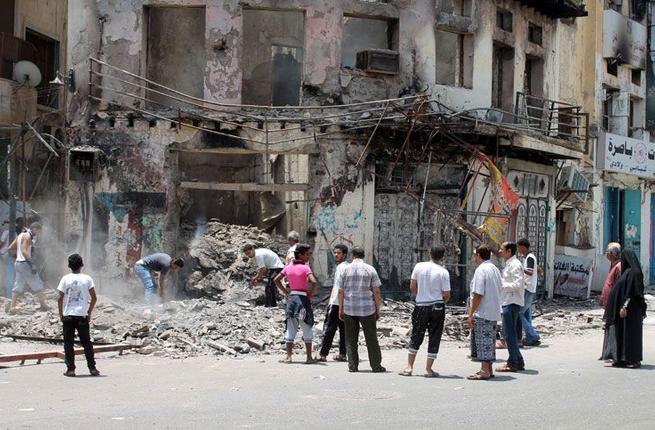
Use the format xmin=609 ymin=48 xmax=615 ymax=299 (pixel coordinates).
xmin=8 ymin=222 xmax=49 ymax=313
xmin=134 ymin=253 xmax=184 ymax=305
xmin=274 ymin=243 xmax=318 ymax=363
xmin=242 ymin=244 xmax=285 ymax=307
xmin=58 ymin=253 xmax=99 ymax=377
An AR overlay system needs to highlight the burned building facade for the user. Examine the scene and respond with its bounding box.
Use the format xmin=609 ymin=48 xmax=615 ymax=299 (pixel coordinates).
xmin=65 ymin=0 xmax=591 ymax=298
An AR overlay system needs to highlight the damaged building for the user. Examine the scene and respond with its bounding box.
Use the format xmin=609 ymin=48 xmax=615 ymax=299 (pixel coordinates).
xmin=61 ymin=0 xmax=598 ymax=300
xmin=0 ymin=0 xmax=69 ymax=286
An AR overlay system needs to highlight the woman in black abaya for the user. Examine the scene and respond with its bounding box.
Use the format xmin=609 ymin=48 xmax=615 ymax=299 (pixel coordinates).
xmin=602 ymin=250 xmax=647 ymax=368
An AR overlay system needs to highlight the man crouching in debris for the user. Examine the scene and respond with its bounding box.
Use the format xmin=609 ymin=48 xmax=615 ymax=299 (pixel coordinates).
xmin=242 ymin=244 xmax=285 ymax=307
xmin=58 ymin=254 xmax=100 ymax=377
xmin=134 ymin=253 xmax=184 ymax=305
xmin=274 ymin=243 xmax=318 ymax=364
xmin=8 ymin=222 xmax=49 ymax=314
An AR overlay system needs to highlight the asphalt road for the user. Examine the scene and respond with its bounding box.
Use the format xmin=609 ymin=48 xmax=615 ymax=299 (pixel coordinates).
xmin=1 ymin=321 xmax=654 ymax=430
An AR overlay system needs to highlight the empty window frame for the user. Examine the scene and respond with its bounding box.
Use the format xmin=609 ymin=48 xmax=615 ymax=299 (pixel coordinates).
xmin=602 ymin=87 xmax=619 ymax=132
xmin=631 ymin=68 xmax=642 ymax=86
xmin=528 ymin=23 xmax=543 ymax=46
xmin=341 ymin=15 xmax=397 ymax=68
xmin=496 ymin=9 xmax=513 ymax=32
xmin=24 ymin=29 xmax=59 ymax=109
xmin=145 ymin=6 xmax=206 ymax=108
xmin=604 ymin=0 xmax=622 ymax=13
xmin=606 ymin=59 xmax=618 ymax=76
xmin=628 ymin=97 xmax=644 ymax=137
xmin=439 ymin=0 xmax=473 ymax=17
xmin=241 ymin=9 xmax=304 ymax=105
xmin=492 ymin=44 xmax=515 ymax=112
xmin=435 ymin=29 xmax=473 ymax=88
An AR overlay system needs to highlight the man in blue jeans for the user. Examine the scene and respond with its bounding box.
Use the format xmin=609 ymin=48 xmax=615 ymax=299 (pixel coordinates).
xmin=134 ymin=253 xmax=184 ymax=305
xmin=517 ymin=239 xmax=541 ymax=346
xmin=497 ymin=241 xmax=525 ymax=372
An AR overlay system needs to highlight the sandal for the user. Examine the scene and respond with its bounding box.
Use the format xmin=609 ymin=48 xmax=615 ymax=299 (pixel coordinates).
xmin=467 ymin=373 xmax=491 ymax=380
xmin=496 ymin=364 xmax=519 ymax=373
xmin=424 ymin=370 xmax=439 ymax=378
xmin=398 ymin=369 xmax=412 ymax=377
xmin=333 ymin=354 xmax=347 ymax=362
xmin=278 ymin=357 xmax=293 ymax=364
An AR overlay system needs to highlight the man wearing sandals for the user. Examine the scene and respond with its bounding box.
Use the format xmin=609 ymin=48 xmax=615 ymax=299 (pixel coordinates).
xmin=467 ymin=244 xmax=502 ymax=380
xmin=274 ymin=244 xmax=318 ymax=364
xmin=400 ymin=246 xmax=451 ymax=378
xmin=496 ymin=241 xmax=526 ymax=372
xmin=317 ymin=244 xmax=348 ymax=363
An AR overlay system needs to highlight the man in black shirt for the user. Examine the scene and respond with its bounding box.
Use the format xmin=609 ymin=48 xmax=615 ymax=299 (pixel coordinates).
xmin=134 ymin=253 xmax=184 ymax=304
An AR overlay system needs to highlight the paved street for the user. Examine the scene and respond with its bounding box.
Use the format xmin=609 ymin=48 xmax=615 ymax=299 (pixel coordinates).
xmin=1 ymin=321 xmax=653 ymax=430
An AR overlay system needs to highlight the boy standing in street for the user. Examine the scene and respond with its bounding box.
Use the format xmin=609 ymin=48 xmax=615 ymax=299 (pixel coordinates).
xmin=57 ymin=254 xmax=100 ymax=377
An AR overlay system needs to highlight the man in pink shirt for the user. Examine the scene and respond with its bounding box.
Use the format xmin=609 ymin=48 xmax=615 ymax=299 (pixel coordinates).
xmin=274 ymin=244 xmax=318 ymax=364
xmin=600 ymin=243 xmax=621 ymax=308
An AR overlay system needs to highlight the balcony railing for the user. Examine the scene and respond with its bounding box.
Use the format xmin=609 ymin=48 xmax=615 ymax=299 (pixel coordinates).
xmin=514 ymin=92 xmax=589 ymax=148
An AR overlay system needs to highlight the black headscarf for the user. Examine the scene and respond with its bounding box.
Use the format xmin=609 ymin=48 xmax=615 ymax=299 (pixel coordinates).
xmin=603 ymin=250 xmax=647 ymax=327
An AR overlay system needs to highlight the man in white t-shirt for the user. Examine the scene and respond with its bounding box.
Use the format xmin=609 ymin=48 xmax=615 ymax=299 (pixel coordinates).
xmin=400 ymin=246 xmax=451 ymax=378
xmin=517 ymin=238 xmax=541 ymax=346
xmin=317 ymin=244 xmax=348 ymax=362
xmin=467 ymin=244 xmax=502 ymax=380
xmin=242 ymin=244 xmax=285 ymax=307
xmin=57 ymin=253 xmax=99 ymax=377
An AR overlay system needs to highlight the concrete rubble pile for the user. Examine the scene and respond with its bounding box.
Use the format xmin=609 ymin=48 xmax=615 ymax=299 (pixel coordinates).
xmin=183 ymin=221 xmax=288 ymax=301
xmin=1 ymin=291 xmax=630 ymax=359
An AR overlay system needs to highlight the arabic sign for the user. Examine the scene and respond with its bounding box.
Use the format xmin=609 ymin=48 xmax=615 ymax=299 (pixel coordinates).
xmin=554 ymin=254 xmax=592 ymax=299
xmin=599 ymin=133 xmax=655 ymax=178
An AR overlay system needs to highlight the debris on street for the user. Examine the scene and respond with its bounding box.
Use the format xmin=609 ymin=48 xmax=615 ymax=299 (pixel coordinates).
xmin=1 ymin=290 xmax=618 ymax=360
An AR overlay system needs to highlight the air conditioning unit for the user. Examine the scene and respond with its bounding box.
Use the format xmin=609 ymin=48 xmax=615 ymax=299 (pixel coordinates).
xmin=355 ymin=49 xmax=399 ymax=75
xmin=557 ymin=165 xmax=590 ymax=202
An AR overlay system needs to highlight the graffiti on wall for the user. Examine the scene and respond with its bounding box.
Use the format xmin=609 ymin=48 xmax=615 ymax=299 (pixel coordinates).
xmin=94 ymin=192 xmax=167 ymax=273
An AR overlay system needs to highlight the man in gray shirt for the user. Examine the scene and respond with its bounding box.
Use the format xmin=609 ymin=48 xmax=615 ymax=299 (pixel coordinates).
xmin=134 ymin=253 xmax=184 ymax=304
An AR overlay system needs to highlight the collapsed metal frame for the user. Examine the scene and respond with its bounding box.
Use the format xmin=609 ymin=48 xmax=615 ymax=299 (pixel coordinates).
xmin=86 ymin=58 xmax=575 ymax=274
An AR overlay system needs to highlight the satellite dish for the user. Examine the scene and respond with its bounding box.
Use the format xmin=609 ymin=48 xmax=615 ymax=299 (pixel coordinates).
xmin=13 ymin=61 xmax=42 ymax=87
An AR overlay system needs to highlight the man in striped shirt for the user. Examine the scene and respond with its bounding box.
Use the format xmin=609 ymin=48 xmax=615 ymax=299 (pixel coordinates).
xmin=338 ymin=246 xmax=385 ymax=373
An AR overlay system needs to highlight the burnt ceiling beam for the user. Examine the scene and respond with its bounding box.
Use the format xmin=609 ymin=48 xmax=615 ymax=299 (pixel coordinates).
xmin=514 ymin=0 xmax=588 ymax=18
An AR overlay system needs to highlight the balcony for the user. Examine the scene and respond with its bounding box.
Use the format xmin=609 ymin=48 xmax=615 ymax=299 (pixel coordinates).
xmin=514 ymin=92 xmax=589 ymax=150
xmin=515 ymin=0 xmax=588 ymax=18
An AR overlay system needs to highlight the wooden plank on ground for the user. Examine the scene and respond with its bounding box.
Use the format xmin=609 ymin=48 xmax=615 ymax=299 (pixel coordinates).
xmin=179 ymin=181 xmax=309 ymax=192
xmin=0 ymin=344 xmax=133 ymax=364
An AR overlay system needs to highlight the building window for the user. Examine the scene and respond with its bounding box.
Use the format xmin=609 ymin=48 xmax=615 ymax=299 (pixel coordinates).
xmin=631 ymin=68 xmax=642 ymax=86
xmin=435 ymin=29 xmax=473 ymax=88
xmin=341 ymin=15 xmax=398 ymax=69
xmin=0 ymin=0 xmax=14 ymax=34
xmin=24 ymin=29 xmax=59 ymax=109
xmin=492 ymin=44 xmax=515 ymax=112
xmin=606 ymin=59 xmax=618 ymax=76
xmin=528 ymin=23 xmax=543 ymax=46
xmin=439 ymin=0 xmax=473 ymax=17
xmin=241 ymin=9 xmax=304 ymax=106
xmin=145 ymin=6 xmax=206 ymax=109
xmin=602 ymin=87 xmax=619 ymax=132
xmin=496 ymin=9 xmax=513 ymax=32
xmin=605 ymin=0 xmax=621 ymax=13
